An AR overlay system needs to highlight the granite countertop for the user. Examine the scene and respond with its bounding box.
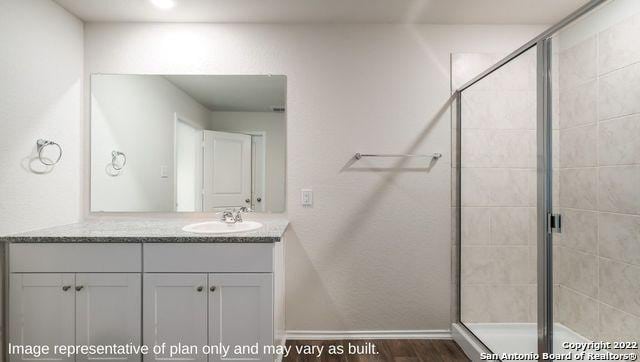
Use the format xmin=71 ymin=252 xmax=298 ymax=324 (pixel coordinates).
xmin=0 ymin=216 xmax=289 ymax=243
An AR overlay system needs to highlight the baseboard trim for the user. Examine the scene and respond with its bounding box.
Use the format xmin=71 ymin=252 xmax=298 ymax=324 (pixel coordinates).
xmin=286 ymin=330 xmax=452 ymax=340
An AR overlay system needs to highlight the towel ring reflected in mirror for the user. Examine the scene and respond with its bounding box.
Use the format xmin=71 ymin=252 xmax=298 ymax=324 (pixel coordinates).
xmin=36 ymin=139 xmax=63 ymax=166
xmin=111 ymin=150 xmax=126 ymax=171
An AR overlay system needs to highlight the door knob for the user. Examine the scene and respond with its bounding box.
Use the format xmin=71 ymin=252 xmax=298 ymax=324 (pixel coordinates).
xmin=62 ymin=285 xmax=71 ymax=291
xmin=196 ymin=286 xmax=204 ymax=292
xmin=257 ymin=197 xmax=262 ymax=203
xmin=210 ymin=286 xmax=216 ymax=292
xmin=245 ymin=199 xmax=250 ymax=203
xmin=75 ymin=286 xmax=84 ymax=291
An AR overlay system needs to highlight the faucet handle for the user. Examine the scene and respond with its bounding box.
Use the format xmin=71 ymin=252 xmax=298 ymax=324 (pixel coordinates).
xmin=238 ymin=206 xmax=252 ymax=213
xmin=220 ymin=209 xmax=235 ymax=222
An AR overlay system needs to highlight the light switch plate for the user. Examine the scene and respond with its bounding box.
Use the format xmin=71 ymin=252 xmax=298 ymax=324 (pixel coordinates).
xmin=301 ymin=189 xmax=313 ymax=207
xmin=160 ymin=165 xmax=169 ymax=178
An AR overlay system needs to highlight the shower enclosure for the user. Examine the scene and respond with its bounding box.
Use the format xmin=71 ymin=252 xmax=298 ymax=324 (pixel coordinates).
xmin=452 ymin=0 xmax=640 ymax=359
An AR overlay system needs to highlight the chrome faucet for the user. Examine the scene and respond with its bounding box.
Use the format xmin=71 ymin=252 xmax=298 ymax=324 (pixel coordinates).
xmin=220 ymin=207 xmax=252 ymax=224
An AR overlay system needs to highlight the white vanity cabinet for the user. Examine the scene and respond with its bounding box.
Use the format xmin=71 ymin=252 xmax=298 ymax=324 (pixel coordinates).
xmin=142 ymin=244 xmax=279 ymax=362
xmin=7 ymin=241 xmax=285 ymax=362
xmin=142 ymin=274 xmax=208 ymax=362
xmin=8 ymin=244 xmax=142 ymax=362
xmin=143 ymin=273 xmax=273 ymax=362
xmin=208 ymin=273 xmax=273 ymax=362
xmin=9 ymin=273 xmax=76 ymax=362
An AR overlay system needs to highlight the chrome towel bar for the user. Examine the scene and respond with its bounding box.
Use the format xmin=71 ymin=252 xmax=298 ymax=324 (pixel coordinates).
xmin=354 ymin=152 xmax=442 ymax=160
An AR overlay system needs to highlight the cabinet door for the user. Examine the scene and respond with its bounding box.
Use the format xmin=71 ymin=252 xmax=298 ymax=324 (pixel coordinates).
xmin=209 ymin=273 xmax=273 ymax=361
xmin=143 ymin=274 xmax=207 ymax=362
xmin=76 ymin=273 xmax=141 ymax=362
xmin=9 ymin=273 xmax=75 ymax=362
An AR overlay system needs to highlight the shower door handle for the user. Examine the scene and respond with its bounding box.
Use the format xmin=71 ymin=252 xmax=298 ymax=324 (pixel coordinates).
xmin=548 ymin=213 xmax=562 ymax=234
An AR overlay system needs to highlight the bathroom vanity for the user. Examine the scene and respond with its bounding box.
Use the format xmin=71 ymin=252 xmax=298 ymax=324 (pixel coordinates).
xmin=2 ymin=217 xmax=288 ymax=362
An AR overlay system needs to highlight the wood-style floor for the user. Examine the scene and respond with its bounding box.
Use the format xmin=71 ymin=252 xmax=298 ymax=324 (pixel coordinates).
xmin=284 ymin=339 xmax=470 ymax=362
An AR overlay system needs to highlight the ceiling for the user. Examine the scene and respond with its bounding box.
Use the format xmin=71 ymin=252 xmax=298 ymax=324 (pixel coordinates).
xmin=55 ymin=0 xmax=589 ymax=24
xmin=164 ymin=75 xmax=286 ymax=112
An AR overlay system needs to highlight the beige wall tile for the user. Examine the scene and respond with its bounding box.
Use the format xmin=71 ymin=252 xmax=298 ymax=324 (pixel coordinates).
xmin=599 ymin=257 xmax=640 ymax=317
xmin=599 ymin=212 xmax=640 ymax=266
xmin=527 ymin=246 xmax=537 ymax=284
xmin=557 ymin=286 xmax=599 ymax=340
xmin=462 ymin=129 xmax=533 ymax=168
xmin=528 ymin=284 xmax=537 ymax=323
xmin=598 ymin=12 xmax=640 ymax=75
xmin=599 ymin=62 xmax=640 ymax=120
xmin=461 ymin=207 xmax=491 ymax=245
xmin=552 ymin=130 xmax=560 ymax=169
xmin=598 ymin=303 xmax=640 ymax=348
xmin=598 ymin=166 xmax=640 ymax=214
xmin=462 ymin=168 xmax=529 ymax=206
xmin=461 ymin=246 xmax=529 ymax=284
xmin=555 ymin=208 xmax=597 ymax=254
xmin=559 ymin=124 xmax=598 ymax=168
xmin=559 ymin=36 xmax=597 ymax=90
xmin=559 ymin=80 xmax=597 ymax=129
xmin=528 ymin=207 xmax=537 ymax=247
xmin=461 ymin=285 xmax=530 ymax=323
xmin=461 ymin=89 xmax=536 ymax=130
xmin=486 ymin=48 xmax=536 ymax=92
xmin=556 ymin=246 xmax=598 ymax=298
xmin=491 ymin=207 xmax=530 ymax=245
xmin=559 ymin=168 xmax=598 ymax=210
xmin=598 ymin=115 xmax=640 ymax=166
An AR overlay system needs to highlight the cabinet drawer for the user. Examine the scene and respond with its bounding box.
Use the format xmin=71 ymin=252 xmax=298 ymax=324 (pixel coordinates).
xmin=9 ymin=243 xmax=141 ymax=273
xmin=144 ymin=243 xmax=273 ymax=273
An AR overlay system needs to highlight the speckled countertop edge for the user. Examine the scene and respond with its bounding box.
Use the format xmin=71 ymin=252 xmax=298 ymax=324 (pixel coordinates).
xmin=0 ymin=217 xmax=289 ymax=244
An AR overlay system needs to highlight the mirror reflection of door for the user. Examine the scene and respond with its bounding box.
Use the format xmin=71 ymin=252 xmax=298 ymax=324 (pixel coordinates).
xmin=175 ymin=118 xmax=203 ymax=212
xmin=251 ymin=134 xmax=266 ymax=212
xmin=203 ymin=131 xmax=252 ymax=211
xmin=90 ymin=74 xmax=286 ymax=213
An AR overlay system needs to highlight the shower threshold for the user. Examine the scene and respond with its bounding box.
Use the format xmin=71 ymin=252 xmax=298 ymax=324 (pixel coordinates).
xmin=454 ymin=322 xmax=624 ymax=361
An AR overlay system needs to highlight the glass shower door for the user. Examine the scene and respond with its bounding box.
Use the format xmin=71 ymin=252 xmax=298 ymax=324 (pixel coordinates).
xmin=456 ymin=46 xmax=540 ymax=356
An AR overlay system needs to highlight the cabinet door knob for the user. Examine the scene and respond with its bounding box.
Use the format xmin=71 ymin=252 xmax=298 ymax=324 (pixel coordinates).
xmin=196 ymin=286 xmax=204 ymax=292
xmin=210 ymin=286 xmax=216 ymax=292
xmin=245 ymin=198 xmax=251 ymax=203
xmin=62 ymin=285 xmax=71 ymax=291
xmin=75 ymin=286 xmax=84 ymax=291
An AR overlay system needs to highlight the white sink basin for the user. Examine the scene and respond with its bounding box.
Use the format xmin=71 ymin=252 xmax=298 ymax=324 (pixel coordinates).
xmin=182 ymin=221 xmax=263 ymax=234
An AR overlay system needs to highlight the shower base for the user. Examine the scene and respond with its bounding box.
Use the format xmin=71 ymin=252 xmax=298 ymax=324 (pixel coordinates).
xmin=453 ymin=322 xmax=621 ymax=361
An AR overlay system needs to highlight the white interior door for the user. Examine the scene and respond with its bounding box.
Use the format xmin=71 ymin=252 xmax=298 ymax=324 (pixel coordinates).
xmin=9 ymin=274 xmax=75 ymax=362
xmin=251 ymin=135 xmax=265 ymax=212
xmin=203 ymin=131 xmax=252 ymax=211
xmin=75 ymin=273 xmax=141 ymax=362
xmin=143 ymin=274 xmax=207 ymax=362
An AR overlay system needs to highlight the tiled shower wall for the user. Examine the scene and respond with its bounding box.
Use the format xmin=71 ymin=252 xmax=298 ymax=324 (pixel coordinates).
xmin=453 ymin=49 xmax=539 ymax=324
xmin=555 ymin=11 xmax=640 ymax=342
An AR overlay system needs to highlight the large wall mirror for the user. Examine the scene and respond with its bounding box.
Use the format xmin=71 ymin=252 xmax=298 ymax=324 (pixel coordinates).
xmin=90 ymin=74 xmax=286 ymax=213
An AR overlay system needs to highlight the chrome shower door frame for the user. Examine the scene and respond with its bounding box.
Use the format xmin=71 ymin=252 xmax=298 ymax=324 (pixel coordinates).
xmin=452 ymin=1 xmax=609 ymax=360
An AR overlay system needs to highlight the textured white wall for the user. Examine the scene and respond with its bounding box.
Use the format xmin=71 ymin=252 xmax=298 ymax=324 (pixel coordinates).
xmin=84 ymin=23 xmax=544 ymax=331
xmin=209 ymin=111 xmax=286 ymax=213
xmin=0 ymin=0 xmax=83 ymax=236
xmin=90 ymin=75 xmax=210 ymax=212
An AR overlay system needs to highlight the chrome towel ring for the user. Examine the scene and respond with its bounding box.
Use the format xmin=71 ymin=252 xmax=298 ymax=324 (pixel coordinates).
xmin=36 ymin=139 xmax=63 ymax=166
xmin=111 ymin=150 xmax=126 ymax=170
